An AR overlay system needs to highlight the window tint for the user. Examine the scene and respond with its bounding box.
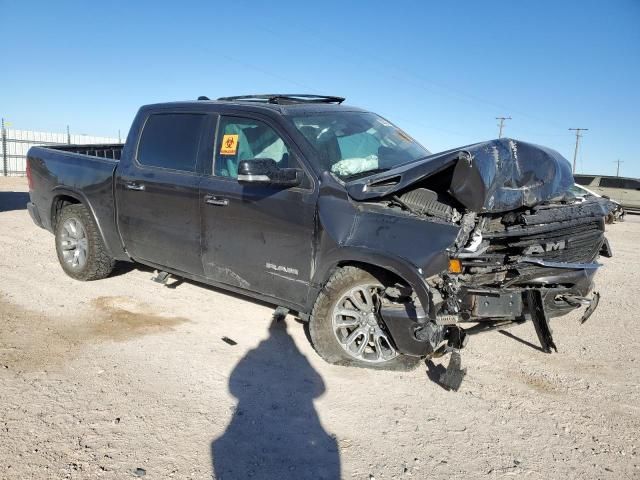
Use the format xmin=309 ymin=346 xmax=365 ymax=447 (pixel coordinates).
xmin=214 ymin=116 xmax=291 ymax=178
xmin=574 ymin=175 xmax=595 ymax=186
xmin=138 ymin=114 xmax=205 ymax=172
xmin=599 ymin=178 xmax=625 ymax=188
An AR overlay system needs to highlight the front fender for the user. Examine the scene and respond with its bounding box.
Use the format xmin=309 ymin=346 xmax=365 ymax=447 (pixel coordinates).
xmin=309 ymin=184 xmax=460 ymax=315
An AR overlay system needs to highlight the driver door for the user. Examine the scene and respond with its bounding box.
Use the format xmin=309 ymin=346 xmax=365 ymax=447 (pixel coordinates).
xmin=199 ymin=114 xmax=317 ymax=306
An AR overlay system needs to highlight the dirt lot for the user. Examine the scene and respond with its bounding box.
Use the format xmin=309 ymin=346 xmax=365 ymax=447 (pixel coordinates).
xmin=0 ymin=176 xmax=639 ymax=479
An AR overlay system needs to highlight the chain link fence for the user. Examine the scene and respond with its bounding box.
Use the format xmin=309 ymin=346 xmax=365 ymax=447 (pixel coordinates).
xmin=1 ymin=120 xmax=120 ymax=176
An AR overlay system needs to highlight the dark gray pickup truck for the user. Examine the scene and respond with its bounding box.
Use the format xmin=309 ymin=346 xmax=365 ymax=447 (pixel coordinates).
xmin=27 ymin=94 xmax=612 ymax=375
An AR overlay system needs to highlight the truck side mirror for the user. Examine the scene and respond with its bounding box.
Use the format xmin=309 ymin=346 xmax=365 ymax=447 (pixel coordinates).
xmin=237 ymin=159 xmax=302 ymax=187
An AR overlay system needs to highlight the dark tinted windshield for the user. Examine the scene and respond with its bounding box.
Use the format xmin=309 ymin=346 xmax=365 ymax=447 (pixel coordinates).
xmin=291 ymin=112 xmax=430 ymax=179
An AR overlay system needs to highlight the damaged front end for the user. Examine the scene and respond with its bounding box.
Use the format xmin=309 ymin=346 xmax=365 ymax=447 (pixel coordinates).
xmin=348 ymin=138 xmax=614 ymax=372
xmin=418 ymin=198 xmax=611 ymax=353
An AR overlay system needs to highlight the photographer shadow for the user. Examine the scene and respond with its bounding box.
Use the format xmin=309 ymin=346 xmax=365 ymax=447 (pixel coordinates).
xmin=211 ymin=318 xmax=340 ymax=480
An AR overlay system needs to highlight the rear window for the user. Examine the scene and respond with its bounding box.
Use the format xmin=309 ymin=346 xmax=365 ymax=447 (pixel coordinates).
xmin=137 ymin=113 xmax=205 ymax=172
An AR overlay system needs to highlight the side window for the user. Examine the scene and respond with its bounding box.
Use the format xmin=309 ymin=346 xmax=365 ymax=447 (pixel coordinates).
xmin=214 ymin=116 xmax=290 ymax=178
xmin=574 ymin=175 xmax=595 ymax=186
xmin=599 ymin=178 xmax=625 ymax=188
xmin=138 ymin=113 xmax=206 ymax=172
xmin=624 ymin=179 xmax=640 ymax=189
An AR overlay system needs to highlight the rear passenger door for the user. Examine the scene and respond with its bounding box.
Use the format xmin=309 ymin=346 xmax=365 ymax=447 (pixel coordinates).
xmin=116 ymin=112 xmax=213 ymax=276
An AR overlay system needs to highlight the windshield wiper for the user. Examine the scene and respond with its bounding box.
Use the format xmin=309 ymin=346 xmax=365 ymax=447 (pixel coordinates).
xmin=341 ymin=168 xmax=391 ymax=181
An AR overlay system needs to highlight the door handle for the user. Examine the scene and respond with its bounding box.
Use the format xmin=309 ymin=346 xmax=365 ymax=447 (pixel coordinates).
xmin=204 ymin=195 xmax=229 ymax=207
xmin=125 ymin=182 xmax=145 ymax=191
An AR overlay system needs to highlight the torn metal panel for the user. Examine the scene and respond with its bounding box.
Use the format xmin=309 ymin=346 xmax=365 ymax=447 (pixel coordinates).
xmin=525 ymin=290 xmax=558 ymax=353
xmin=580 ymin=291 xmax=600 ymax=324
xmin=449 ymin=139 xmax=574 ymax=212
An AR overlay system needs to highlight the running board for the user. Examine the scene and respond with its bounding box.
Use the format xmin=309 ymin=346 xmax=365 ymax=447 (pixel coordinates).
xmin=273 ymin=306 xmax=290 ymax=321
xmin=151 ymin=270 xmax=171 ymax=284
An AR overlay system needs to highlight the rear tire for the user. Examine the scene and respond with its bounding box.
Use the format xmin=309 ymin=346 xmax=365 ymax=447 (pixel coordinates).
xmin=309 ymin=266 xmax=420 ymax=371
xmin=55 ymin=204 xmax=115 ymax=281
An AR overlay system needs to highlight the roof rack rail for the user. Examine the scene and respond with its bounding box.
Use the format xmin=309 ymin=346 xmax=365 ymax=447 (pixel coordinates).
xmin=217 ymin=94 xmax=345 ymax=105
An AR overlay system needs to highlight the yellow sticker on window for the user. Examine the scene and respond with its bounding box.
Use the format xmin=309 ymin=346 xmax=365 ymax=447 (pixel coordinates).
xmin=220 ymin=134 xmax=239 ymax=155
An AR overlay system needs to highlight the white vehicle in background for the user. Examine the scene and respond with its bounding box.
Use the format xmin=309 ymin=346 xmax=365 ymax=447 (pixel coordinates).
xmin=574 ymin=174 xmax=640 ymax=214
xmin=569 ymin=183 xmax=625 ymax=224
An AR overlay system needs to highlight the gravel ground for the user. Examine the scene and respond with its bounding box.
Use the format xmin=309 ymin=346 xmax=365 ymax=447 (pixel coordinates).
xmin=1 ymin=176 xmax=639 ymax=479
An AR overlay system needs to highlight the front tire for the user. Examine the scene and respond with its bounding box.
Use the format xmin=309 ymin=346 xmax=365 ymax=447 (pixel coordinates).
xmin=309 ymin=266 xmax=420 ymax=371
xmin=55 ymin=204 xmax=115 ymax=281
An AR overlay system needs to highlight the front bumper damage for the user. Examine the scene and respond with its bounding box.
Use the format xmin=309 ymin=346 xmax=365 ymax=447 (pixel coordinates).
xmin=380 ymin=280 xmax=602 ymax=357
xmin=380 ymin=271 xmax=602 ymax=391
xmin=378 ymin=200 xmax=612 ymax=389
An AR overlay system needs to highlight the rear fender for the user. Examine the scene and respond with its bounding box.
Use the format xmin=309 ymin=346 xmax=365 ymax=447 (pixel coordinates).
xmin=50 ymin=187 xmax=127 ymax=260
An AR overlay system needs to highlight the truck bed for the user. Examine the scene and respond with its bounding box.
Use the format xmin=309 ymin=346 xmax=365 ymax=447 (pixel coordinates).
xmin=46 ymin=143 xmax=124 ymax=160
xmin=26 ymin=144 xmax=128 ymax=260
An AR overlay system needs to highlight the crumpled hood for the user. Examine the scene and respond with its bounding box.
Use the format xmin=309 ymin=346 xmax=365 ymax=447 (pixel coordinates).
xmin=346 ymin=138 xmax=574 ymax=213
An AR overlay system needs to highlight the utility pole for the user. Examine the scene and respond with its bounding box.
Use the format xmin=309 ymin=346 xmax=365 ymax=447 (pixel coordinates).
xmin=496 ymin=116 xmax=511 ymax=138
xmin=66 ymin=125 xmax=71 ymax=145
xmin=613 ymin=159 xmax=624 ymax=177
xmin=568 ymin=128 xmax=588 ymax=174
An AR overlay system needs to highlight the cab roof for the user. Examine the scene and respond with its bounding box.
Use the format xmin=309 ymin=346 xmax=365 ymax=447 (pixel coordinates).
xmin=142 ymin=94 xmax=368 ymax=116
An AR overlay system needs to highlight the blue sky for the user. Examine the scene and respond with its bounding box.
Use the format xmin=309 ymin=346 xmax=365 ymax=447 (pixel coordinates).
xmin=2 ymin=0 xmax=639 ymax=176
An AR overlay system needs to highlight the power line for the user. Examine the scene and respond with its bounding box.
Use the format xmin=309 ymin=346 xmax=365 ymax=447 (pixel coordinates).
xmin=496 ymin=116 xmax=512 ymax=138
xmin=568 ymin=128 xmax=588 ymax=174
xmin=613 ymin=159 xmax=624 ymax=176
xmin=240 ymin=11 xmax=569 ymax=131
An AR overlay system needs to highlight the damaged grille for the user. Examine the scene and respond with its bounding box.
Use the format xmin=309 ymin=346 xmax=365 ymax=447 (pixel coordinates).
xmin=461 ymin=201 xmax=607 ymax=285
xmin=485 ymin=219 xmax=604 ymax=264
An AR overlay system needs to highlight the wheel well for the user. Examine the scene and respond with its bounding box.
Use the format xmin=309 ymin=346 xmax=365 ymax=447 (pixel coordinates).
xmin=51 ymin=195 xmax=81 ymax=230
xmin=332 ymin=261 xmax=407 ymax=288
